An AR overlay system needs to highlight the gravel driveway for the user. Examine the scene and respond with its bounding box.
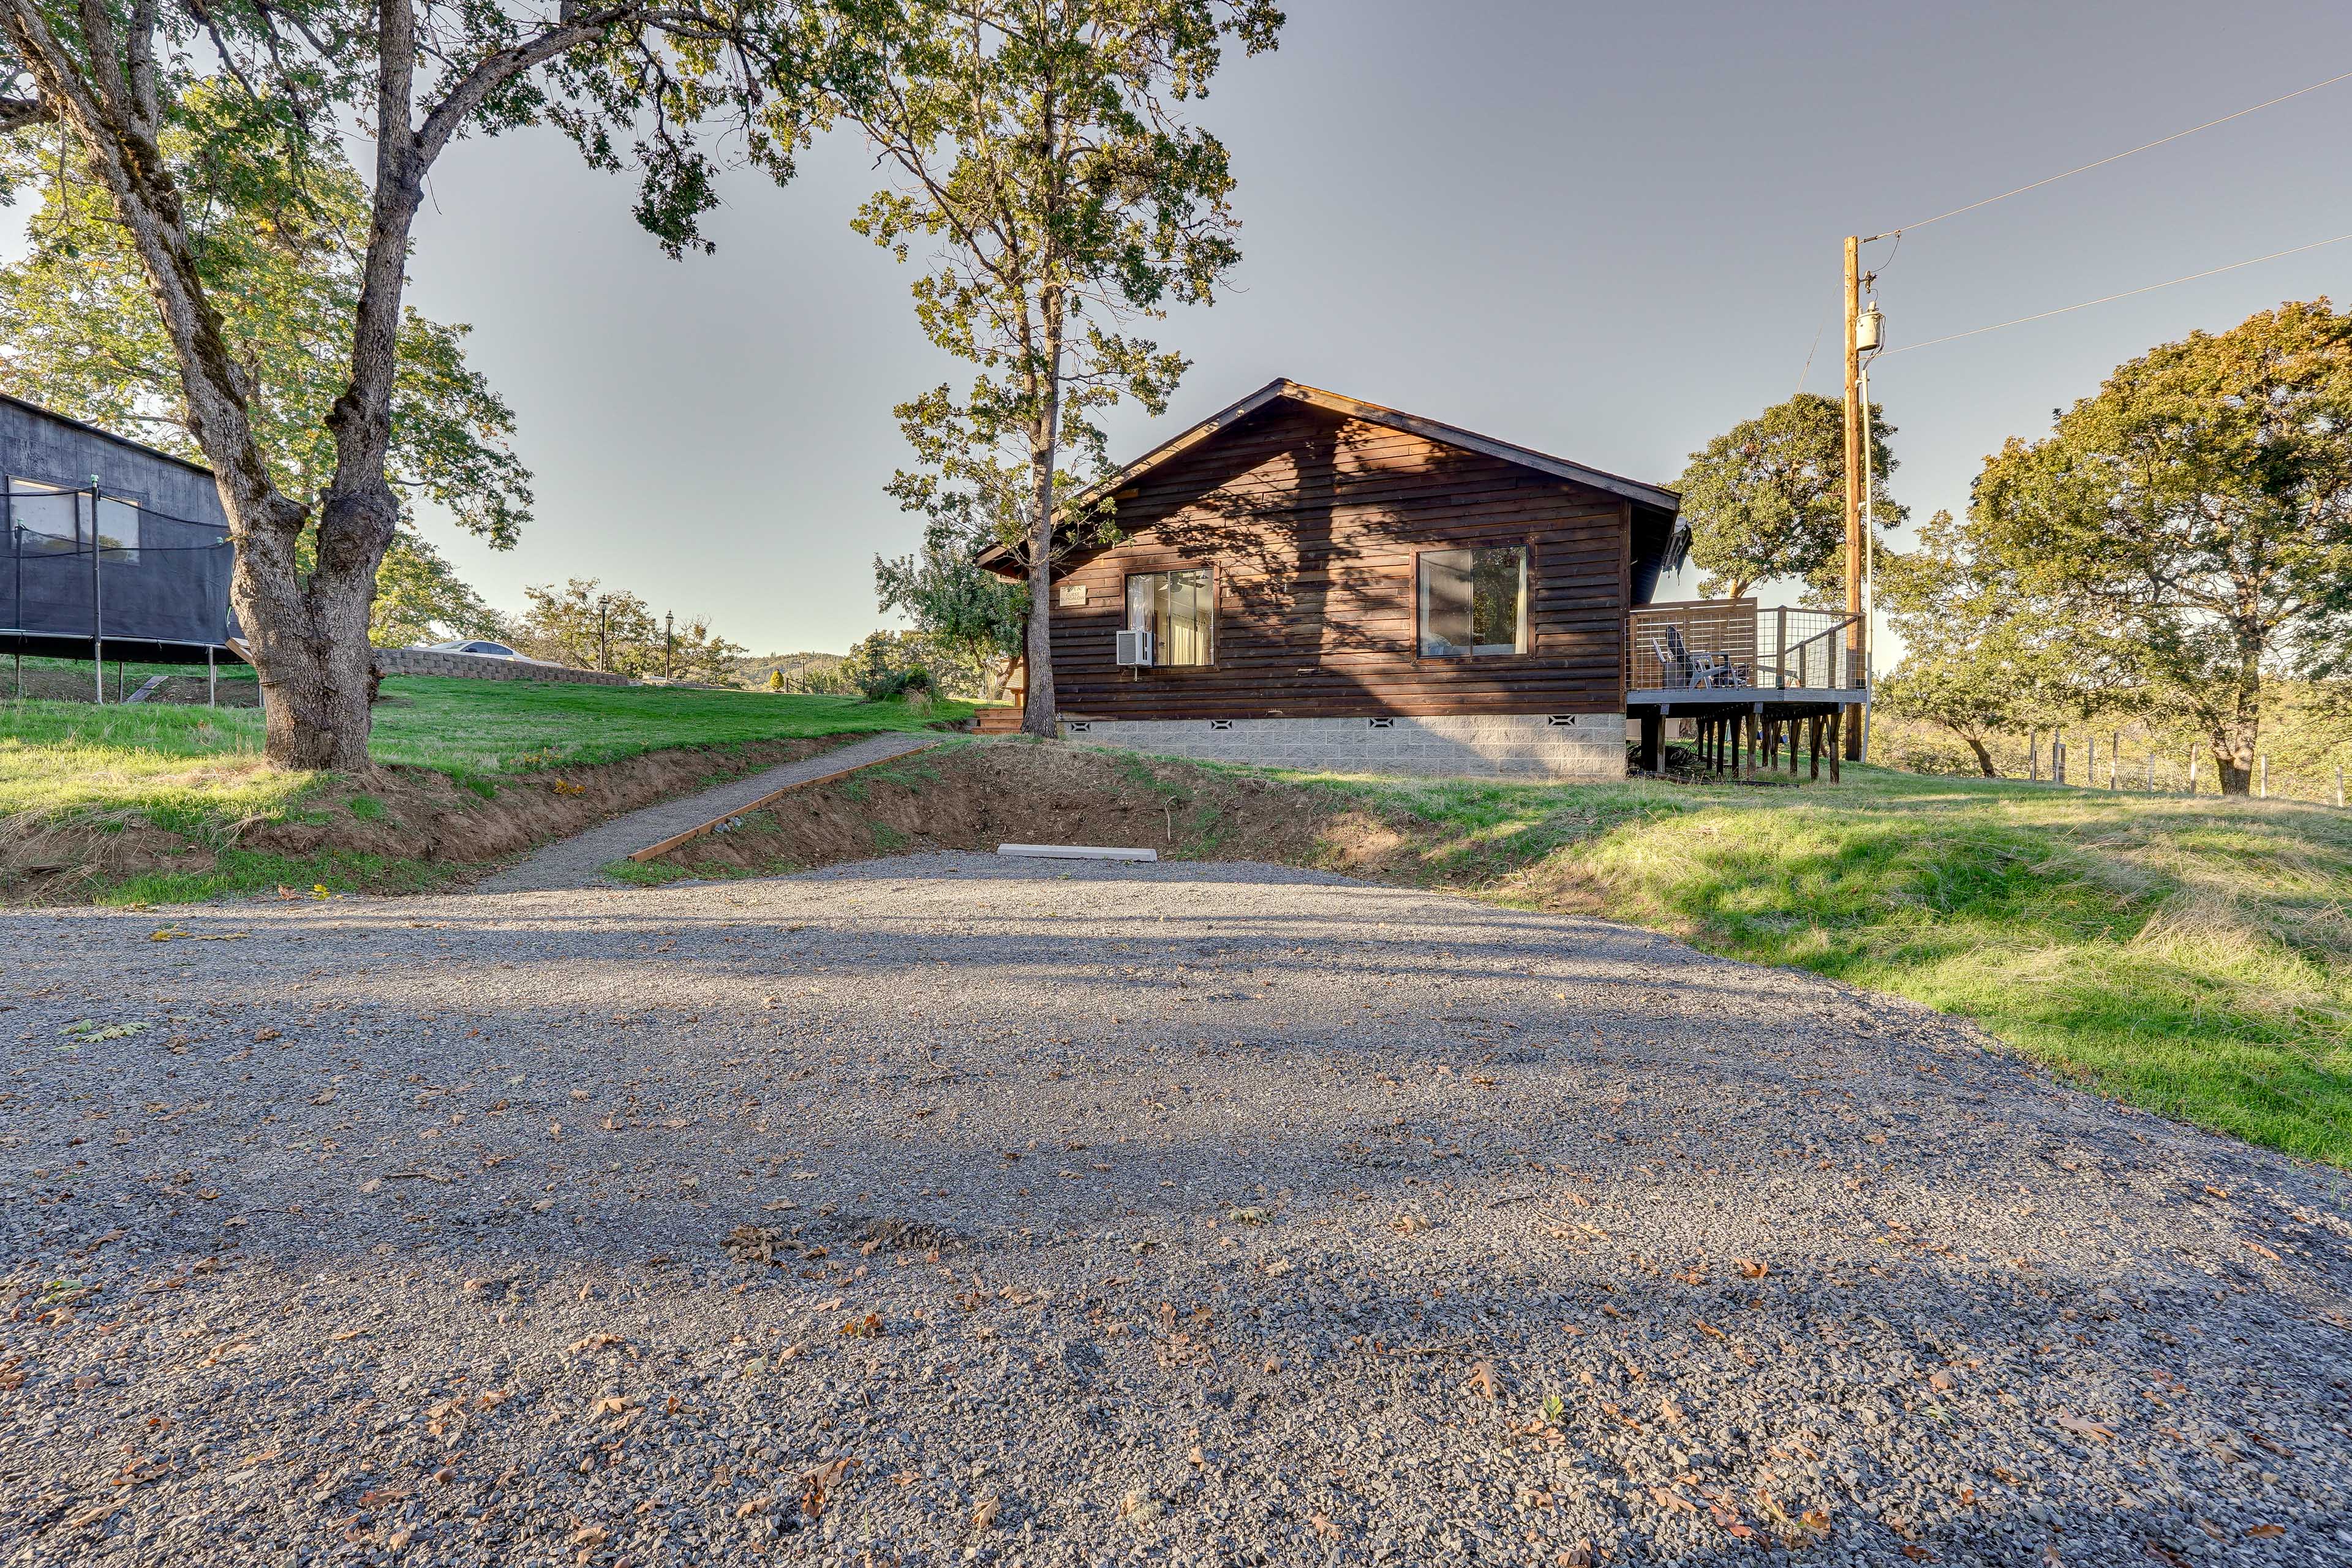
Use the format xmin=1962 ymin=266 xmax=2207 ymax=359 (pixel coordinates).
xmin=3 ymin=853 xmax=2347 ymax=1567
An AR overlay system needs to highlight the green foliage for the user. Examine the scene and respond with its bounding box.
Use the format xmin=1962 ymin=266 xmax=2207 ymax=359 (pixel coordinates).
xmin=1966 ymin=300 xmax=2352 ymax=793
xmin=514 ymin=579 xmax=747 ymax=681
xmin=1674 ymin=393 xmax=1903 ymax=602
xmin=841 ymin=629 xmax=940 ymax=701
xmin=1875 ymin=509 xmax=2083 ymax=776
xmin=810 ymin=0 xmax=1283 ymax=718
xmin=875 ymin=526 xmax=1028 ymax=698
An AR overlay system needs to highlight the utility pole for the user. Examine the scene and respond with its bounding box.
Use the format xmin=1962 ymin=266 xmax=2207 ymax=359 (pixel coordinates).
xmin=597 ymin=598 xmax=609 ymax=673
xmin=1841 ymin=235 xmax=1864 ymax=760
xmin=664 ymin=611 xmax=674 ymax=680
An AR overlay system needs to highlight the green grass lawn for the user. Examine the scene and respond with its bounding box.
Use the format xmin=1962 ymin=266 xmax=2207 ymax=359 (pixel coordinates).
xmin=366 ymin=679 xmax=966 ymax=773
xmin=1294 ymin=764 xmax=2352 ymax=1167
xmin=0 ymin=676 xmax=967 ymax=827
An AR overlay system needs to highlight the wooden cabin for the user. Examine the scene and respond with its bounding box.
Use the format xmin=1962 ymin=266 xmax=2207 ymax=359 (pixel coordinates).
xmin=979 ymin=379 xmax=1862 ymax=777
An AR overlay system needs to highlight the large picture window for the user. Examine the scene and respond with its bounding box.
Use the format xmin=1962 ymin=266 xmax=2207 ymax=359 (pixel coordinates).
xmin=1419 ymin=546 xmax=1527 ymax=657
xmin=1125 ymin=568 xmax=1215 ymax=666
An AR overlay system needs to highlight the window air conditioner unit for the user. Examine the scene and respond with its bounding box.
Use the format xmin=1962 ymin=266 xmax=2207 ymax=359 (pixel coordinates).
xmin=1115 ymin=629 xmax=1153 ymax=667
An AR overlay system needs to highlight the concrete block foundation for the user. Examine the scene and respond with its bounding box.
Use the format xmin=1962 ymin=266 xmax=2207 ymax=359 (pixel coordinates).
xmin=1059 ymin=713 xmax=1626 ymax=779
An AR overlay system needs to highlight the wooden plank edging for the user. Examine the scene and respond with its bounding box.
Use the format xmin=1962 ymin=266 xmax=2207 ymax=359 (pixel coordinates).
xmin=625 ymin=741 xmax=938 ymax=864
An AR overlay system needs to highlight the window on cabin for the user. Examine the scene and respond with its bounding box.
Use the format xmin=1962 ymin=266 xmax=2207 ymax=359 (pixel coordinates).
xmin=7 ymin=483 xmax=79 ymax=554
xmin=4 ymin=486 xmax=140 ymax=562
xmin=1419 ymin=546 xmax=1527 ymax=657
xmin=1124 ymin=568 xmax=1215 ymax=666
xmin=96 ymin=497 xmax=141 ymax=563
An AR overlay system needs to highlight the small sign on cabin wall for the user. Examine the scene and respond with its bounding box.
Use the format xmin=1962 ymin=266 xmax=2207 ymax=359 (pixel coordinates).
xmin=1058 ymin=584 xmax=1088 ymax=606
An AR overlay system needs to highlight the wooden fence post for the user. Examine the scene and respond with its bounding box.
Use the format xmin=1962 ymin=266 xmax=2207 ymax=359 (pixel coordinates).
xmin=2260 ymin=755 xmax=2269 ymax=799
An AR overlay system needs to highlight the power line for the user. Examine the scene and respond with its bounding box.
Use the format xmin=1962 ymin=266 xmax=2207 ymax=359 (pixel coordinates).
xmin=1880 ymin=232 xmax=2352 ymax=356
xmin=1868 ymin=66 xmax=2352 ymax=239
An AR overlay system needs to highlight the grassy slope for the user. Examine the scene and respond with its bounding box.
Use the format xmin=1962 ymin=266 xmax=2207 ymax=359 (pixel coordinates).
xmin=365 ymin=680 xmax=967 ymax=773
xmin=1291 ymin=766 xmax=2351 ymax=1166
xmin=0 ymin=678 xmax=967 ymax=902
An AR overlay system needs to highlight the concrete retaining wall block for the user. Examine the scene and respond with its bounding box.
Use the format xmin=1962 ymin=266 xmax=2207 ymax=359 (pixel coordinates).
xmin=372 ymin=649 xmax=633 ymax=686
xmin=1060 ymin=714 xmax=1626 ymax=779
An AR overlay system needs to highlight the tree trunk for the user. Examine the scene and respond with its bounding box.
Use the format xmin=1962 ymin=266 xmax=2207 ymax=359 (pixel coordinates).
xmin=2209 ymin=657 xmax=2261 ymax=796
xmin=1019 ymin=298 xmax=1066 ymax=739
xmin=1964 ymin=734 xmax=1997 ymax=777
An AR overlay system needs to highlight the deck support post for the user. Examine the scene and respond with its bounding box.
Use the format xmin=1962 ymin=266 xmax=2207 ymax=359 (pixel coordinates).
xmin=1828 ymin=710 xmax=1842 ymax=783
xmin=1638 ymin=713 xmax=1661 ymax=776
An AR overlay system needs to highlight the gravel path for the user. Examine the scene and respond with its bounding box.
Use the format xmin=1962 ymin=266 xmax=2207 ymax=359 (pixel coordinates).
xmin=475 ymin=731 xmax=942 ymax=892
xmin=4 ymin=853 xmax=2348 ymax=1567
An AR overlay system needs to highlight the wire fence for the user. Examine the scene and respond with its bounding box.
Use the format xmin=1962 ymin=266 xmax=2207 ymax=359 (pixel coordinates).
xmin=1870 ymin=717 xmax=2351 ymax=807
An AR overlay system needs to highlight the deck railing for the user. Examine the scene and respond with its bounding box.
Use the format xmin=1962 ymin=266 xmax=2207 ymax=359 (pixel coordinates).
xmin=1626 ymin=600 xmax=1863 ymax=693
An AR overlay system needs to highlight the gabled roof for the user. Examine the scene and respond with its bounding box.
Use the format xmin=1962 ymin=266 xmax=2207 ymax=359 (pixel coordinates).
xmin=976 ymin=378 xmax=1679 ymax=571
xmin=1090 ymin=378 xmax=1679 ymax=514
xmin=1115 ymin=376 xmax=1675 ymax=505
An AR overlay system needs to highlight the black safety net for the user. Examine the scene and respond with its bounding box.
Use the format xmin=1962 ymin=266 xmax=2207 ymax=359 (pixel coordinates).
xmin=2 ymin=485 xmax=233 ymax=649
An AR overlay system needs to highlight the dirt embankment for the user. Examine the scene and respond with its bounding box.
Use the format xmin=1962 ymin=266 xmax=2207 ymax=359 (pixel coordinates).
xmin=644 ymin=738 xmax=1435 ymax=881
xmin=2 ymin=736 xmax=851 ymax=902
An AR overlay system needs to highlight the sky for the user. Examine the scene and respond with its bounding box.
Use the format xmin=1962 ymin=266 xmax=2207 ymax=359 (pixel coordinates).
xmin=16 ymin=1 xmax=2352 ymax=657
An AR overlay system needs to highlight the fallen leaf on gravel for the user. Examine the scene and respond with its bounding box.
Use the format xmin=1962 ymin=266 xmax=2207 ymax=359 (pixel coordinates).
xmin=1310 ymin=1512 xmax=1340 ymax=1539
xmin=1901 ymin=1547 xmax=1936 ymax=1562
xmin=735 ymin=1496 xmax=769 ymax=1519
xmin=568 ymin=1333 xmax=623 ymax=1355
xmin=2054 ymin=1413 xmax=2115 ymax=1443
xmin=801 ymin=1457 xmax=853 ymax=1518
xmin=971 ymin=1494 xmax=1001 ymax=1530
xmin=2246 ymin=1525 xmax=2286 ymax=1539
xmin=2202 ymin=1185 xmax=2228 ymax=1199
xmin=1800 ymin=1507 xmax=1832 ymax=1532
xmin=476 ymin=1390 xmax=513 ymax=1410
xmin=587 ymin=1396 xmax=636 ymax=1421
xmin=1647 ymin=1485 xmax=1695 ymax=1513
xmin=1464 ymin=1361 xmax=1498 ymax=1400
xmin=2239 ymin=1240 xmax=2281 ymax=1261
xmin=1929 ymin=1370 xmax=1958 ymax=1392
xmin=839 ymin=1312 xmax=883 ymax=1338
xmin=1659 ymin=1397 xmax=1684 ymax=1426
xmin=1736 ymin=1259 xmax=1768 ymax=1279
xmin=1693 ymin=1319 xmax=1725 ymax=1340
xmin=568 ymin=1524 xmax=608 ymax=1546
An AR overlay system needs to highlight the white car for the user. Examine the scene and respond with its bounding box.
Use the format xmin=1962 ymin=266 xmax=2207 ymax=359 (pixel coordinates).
xmin=420 ymin=638 xmax=557 ymax=665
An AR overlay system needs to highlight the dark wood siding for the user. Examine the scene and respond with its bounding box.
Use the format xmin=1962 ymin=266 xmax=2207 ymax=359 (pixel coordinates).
xmin=1045 ymin=399 xmax=1632 ymax=719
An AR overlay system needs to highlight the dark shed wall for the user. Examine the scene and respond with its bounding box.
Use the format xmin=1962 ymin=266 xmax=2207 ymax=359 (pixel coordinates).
xmin=1044 ymin=399 xmax=1632 ymax=720
xmin=2 ymin=396 xmax=236 ymax=655
xmin=0 ymin=395 xmax=228 ymax=526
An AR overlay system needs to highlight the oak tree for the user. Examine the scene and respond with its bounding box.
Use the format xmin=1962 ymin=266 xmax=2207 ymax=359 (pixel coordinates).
xmin=0 ymin=97 xmax=522 ymax=648
xmin=0 ymin=0 xmax=815 ymax=767
xmin=1968 ymin=300 xmax=2352 ymax=793
xmin=1675 ymin=392 xmax=1902 ymax=603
